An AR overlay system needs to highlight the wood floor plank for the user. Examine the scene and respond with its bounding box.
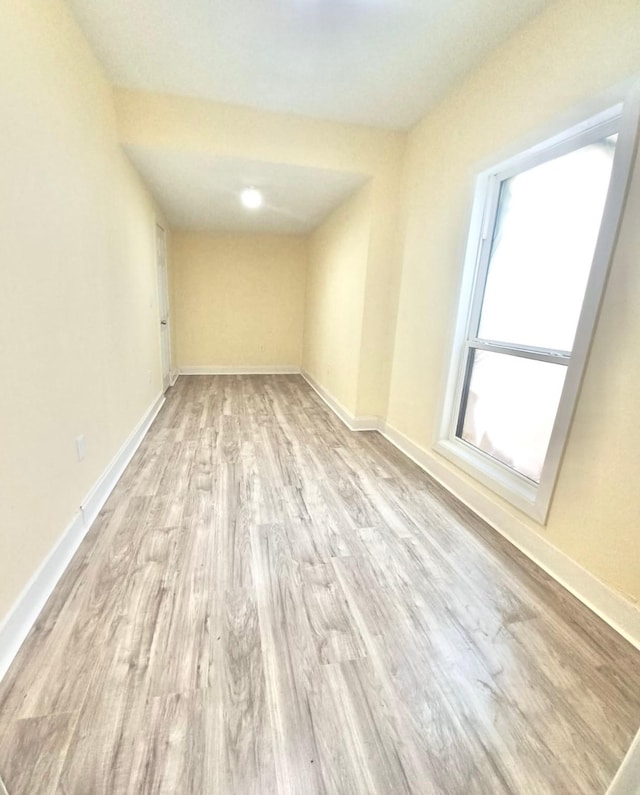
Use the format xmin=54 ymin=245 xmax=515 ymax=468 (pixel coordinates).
xmin=0 ymin=713 xmax=77 ymax=794
xmin=304 ymin=658 xmax=425 ymax=795
xmin=356 ymin=525 xmax=617 ymax=793
xmin=331 ymin=553 xmax=513 ymax=795
xmin=0 ymin=374 xmax=639 ymax=794
xmin=219 ymin=587 xmax=276 ymax=794
xmin=146 ymin=524 xmax=214 ymax=696
xmin=126 ymin=690 xmax=209 ymax=795
xmin=249 ymin=521 xmax=325 ymax=795
xmin=56 ymin=498 xmax=180 ymax=792
xmin=300 ymin=562 xmax=367 ymax=664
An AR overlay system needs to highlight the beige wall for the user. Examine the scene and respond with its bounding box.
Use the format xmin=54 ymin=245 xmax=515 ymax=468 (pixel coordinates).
xmin=114 ymin=89 xmax=404 ymax=177
xmin=355 ymin=160 xmax=406 ymax=419
xmin=0 ymin=1 xmax=163 ymax=622
xmin=172 ymin=233 xmax=307 ymax=369
xmin=302 ymin=159 xmax=405 ymax=421
xmin=387 ymin=0 xmax=640 ymax=604
xmin=115 ymin=89 xmax=406 ymax=417
xmin=303 ymin=186 xmax=372 ymax=413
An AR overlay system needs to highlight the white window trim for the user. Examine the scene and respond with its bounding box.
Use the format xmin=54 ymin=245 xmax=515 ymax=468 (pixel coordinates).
xmin=435 ymin=82 xmax=640 ymax=524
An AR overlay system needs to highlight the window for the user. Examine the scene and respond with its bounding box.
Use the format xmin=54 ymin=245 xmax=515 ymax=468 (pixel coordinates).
xmin=437 ymin=93 xmax=640 ymax=522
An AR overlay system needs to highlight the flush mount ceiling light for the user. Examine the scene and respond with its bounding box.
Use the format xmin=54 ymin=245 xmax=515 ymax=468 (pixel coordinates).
xmin=241 ymin=187 xmax=263 ymax=209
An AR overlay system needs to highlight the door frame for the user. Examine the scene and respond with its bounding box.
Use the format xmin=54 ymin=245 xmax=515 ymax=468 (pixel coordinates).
xmin=156 ymin=223 xmax=172 ymax=392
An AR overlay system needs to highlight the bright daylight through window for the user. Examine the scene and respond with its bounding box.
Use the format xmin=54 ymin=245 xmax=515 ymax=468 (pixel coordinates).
xmin=459 ymin=134 xmax=616 ymax=482
xmin=437 ymin=95 xmax=639 ymax=522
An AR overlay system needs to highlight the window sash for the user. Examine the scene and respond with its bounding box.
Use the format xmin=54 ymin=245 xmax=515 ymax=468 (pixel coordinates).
xmin=466 ymin=340 xmax=570 ymax=364
xmin=454 ymin=345 xmax=569 ymax=482
xmin=455 ymin=342 xmax=570 ymax=442
xmin=466 ymin=117 xmax=619 ymax=351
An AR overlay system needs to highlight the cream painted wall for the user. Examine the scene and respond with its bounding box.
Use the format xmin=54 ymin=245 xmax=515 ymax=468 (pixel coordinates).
xmin=0 ymin=1 xmax=164 ymax=622
xmin=302 ymin=159 xmax=404 ymax=420
xmin=114 ymin=89 xmax=404 ymax=178
xmin=115 ymin=89 xmax=406 ymax=417
xmin=303 ymin=185 xmax=372 ymax=414
xmin=387 ymin=0 xmax=640 ymax=604
xmin=355 ymin=160 xmax=406 ymax=419
xmin=173 ymin=233 xmax=307 ymax=369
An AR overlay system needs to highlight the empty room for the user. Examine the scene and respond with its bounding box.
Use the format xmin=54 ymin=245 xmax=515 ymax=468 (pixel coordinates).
xmin=2 ymin=0 xmax=640 ymax=792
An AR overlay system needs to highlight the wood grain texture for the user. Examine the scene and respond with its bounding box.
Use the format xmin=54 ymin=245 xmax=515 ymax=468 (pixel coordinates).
xmin=1 ymin=374 xmax=639 ymax=794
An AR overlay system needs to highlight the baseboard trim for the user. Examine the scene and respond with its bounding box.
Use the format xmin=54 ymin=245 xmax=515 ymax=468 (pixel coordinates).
xmin=81 ymin=393 xmax=165 ymax=528
xmin=180 ymin=365 xmax=300 ymax=375
xmin=0 ymin=392 xmax=165 ymax=682
xmin=607 ymin=727 xmax=640 ymax=794
xmin=380 ymin=421 xmax=640 ymax=651
xmin=300 ymin=370 xmax=381 ymax=432
xmin=0 ymin=510 xmax=86 ymax=683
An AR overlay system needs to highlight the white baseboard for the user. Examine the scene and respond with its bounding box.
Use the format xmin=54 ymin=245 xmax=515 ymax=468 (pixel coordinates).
xmin=0 ymin=510 xmax=86 ymax=684
xmin=300 ymin=370 xmax=381 ymax=432
xmin=607 ymin=727 xmax=640 ymax=795
xmin=180 ymin=365 xmax=300 ymax=375
xmin=0 ymin=392 xmax=165 ymax=682
xmin=380 ymin=421 xmax=640 ymax=651
xmin=81 ymin=393 xmax=165 ymax=528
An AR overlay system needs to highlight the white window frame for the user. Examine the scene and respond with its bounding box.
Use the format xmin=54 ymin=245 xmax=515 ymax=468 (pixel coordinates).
xmin=435 ymin=84 xmax=640 ymax=524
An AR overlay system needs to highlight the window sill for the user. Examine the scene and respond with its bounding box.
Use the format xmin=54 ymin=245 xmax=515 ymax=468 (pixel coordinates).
xmin=433 ymin=437 xmax=547 ymax=523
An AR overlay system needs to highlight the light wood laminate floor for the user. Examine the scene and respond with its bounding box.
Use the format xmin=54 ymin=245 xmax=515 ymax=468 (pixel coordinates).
xmin=1 ymin=375 xmax=639 ymax=794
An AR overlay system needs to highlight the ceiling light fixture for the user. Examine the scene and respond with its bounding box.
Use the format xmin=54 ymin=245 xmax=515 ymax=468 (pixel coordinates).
xmin=241 ymin=187 xmax=263 ymax=209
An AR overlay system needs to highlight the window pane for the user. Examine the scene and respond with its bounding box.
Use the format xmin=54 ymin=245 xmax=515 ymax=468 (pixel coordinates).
xmin=478 ymin=135 xmax=616 ymax=352
xmin=458 ymin=350 xmax=567 ymax=483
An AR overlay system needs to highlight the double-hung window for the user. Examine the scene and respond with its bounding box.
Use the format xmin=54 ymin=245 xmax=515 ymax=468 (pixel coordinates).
xmin=437 ymin=93 xmax=640 ymax=522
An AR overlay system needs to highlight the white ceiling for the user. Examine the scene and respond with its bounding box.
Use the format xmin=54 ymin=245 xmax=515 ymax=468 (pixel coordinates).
xmin=67 ymin=0 xmax=550 ymax=131
xmin=67 ymin=0 xmax=551 ymax=234
xmin=125 ymin=147 xmax=367 ymax=234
